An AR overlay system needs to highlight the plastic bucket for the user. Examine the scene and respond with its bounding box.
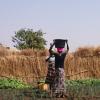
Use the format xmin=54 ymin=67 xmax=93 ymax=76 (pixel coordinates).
xmin=54 ymin=39 xmax=67 ymax=48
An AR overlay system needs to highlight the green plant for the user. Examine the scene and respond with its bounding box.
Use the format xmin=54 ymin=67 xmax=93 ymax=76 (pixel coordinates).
xmin=0 ymin=78 xmax=31 ymax=89
xmin=65 ymin=79 xmax=100 ymax=97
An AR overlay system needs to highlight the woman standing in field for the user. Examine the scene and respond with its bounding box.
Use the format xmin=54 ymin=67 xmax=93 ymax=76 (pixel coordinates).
xmin=45 ymin=43 xmax=55 ymax=90
xmin=49 ymin=39 xmax=69 ymax=97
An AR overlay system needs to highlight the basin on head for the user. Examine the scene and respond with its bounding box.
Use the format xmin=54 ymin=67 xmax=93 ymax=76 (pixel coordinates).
xmin=54 ymin=39 xmax=67 ymax=48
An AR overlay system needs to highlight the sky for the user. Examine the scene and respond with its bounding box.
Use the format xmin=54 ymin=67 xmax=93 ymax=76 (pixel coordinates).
xmin=0 ymin=0 xmax=100 ymax=51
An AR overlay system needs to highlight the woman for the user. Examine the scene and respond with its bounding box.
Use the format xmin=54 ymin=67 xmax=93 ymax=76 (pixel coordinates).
xmin=49 ymin=40 xmax=69 ymax=97
xmin=45 ymin=43 xmax=55 ymax=90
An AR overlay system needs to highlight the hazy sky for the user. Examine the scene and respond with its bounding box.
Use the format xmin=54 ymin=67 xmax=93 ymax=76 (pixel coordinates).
xmin=0 ymin=0 xmax=100 ymax=51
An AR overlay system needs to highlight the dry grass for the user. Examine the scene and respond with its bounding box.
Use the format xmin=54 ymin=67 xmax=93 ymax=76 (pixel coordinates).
xmin=74 ymin=47 xmax=94 ymax=57
xmin=93 ymin=46 xmax=100 ymax=56
xmin=65 ymin=46 xmax=100 ymax=80
xmin=0 ymin=47 xmax=9 ymax=56
xmin=0 ymin=46 xmax=100 ymax=83
xmin=0 ymin=46 xmax=48 ymax=84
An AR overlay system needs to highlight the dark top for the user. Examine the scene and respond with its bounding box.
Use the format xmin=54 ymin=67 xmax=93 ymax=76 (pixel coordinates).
xmin=49 ymin=50 xmax=67 ymax=69
xmin=54 ymin=52 xmax=66 ymax=69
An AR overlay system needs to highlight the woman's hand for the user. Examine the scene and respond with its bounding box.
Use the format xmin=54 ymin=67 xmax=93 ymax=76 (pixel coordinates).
xmin=65 ymin=40 xmax=68 ymax=43
xmin=53 ymin=40 xmax=55 ymax=45
xmin=65 ymin=40 xmax=69 ymax=51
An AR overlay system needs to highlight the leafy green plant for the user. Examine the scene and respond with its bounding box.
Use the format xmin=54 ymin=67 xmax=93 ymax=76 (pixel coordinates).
xmin=0 ymin=78 xmax=31 ymax=89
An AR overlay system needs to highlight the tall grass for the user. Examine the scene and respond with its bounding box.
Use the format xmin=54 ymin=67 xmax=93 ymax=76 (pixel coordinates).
xmin=65 ymin=46 xmax=100 ymax=80
xmin=0 ymin=46 xmax=100 ymax=83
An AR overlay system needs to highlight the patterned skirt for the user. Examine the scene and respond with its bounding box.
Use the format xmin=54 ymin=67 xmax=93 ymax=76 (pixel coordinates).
xmin=52 ymin=68 xmax=65 ymax=94
xmin=45 ymin=63 xmax=55 ymax=86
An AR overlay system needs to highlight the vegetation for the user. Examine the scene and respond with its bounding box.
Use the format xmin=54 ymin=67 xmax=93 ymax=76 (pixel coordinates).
xmin=0 ymin=46 xmax=100 ymax=83
xmin=65 ymin=79 xmax=100 ymax=97
xmin=0 ymin=45 xmax=100 ymax=99
xmin=0 ymin=78 xmax=99 ymax=98
xmin=12 ymin=29 xmax=46 ymax=50
xmin=0 ymin=78 xmax=31 ymax=89
xmin=32 ymin=79 xmax=100 ymax=98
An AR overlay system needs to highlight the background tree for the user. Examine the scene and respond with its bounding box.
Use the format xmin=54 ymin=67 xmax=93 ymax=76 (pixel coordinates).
xmin=12 ymin=29 xmax=46 ymax=50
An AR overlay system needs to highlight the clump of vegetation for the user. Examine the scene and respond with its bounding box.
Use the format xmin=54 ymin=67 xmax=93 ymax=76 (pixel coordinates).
xmin=65 ymin=79 xmax=100 ymax=97
xmin=0 ymin=78 xmax=31 ymax=89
